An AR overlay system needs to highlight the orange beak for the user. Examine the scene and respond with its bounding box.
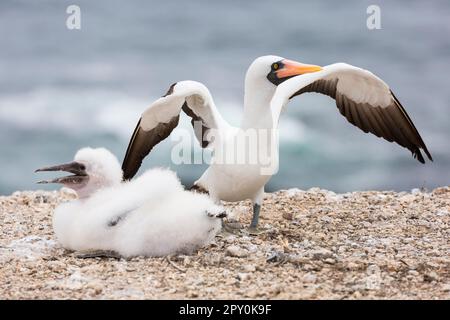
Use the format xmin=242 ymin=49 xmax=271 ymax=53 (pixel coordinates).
xmin=276 ymin=59 xmax=323 ymax=79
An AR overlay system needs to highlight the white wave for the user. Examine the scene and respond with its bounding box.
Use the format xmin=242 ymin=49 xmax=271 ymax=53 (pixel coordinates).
xmin=0 ymin=88 xmax=146 ymax=139
xmin=0 ymin=87 xmax=307 ymax=144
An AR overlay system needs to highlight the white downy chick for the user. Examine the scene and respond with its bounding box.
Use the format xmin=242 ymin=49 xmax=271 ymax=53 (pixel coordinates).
xmin=36 ymin=147 xmax=225 ymax=257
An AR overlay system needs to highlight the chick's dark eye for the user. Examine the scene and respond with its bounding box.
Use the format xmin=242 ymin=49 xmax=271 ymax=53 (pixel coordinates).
xmin=79 ymin=164 xmax=86 ymax=171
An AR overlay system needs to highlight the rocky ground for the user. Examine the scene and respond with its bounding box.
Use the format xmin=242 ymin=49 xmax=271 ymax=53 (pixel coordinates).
xmin=0 ymin=187 xmax=449 ymax=299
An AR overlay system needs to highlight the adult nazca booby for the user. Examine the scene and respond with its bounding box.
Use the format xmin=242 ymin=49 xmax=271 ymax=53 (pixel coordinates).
xmin=121 ymin=55 xmax=432 ymax=233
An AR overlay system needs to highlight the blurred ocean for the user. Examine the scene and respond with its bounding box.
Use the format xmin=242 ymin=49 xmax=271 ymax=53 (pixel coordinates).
xmin=0 ymin=0 xmax=449 ymax=195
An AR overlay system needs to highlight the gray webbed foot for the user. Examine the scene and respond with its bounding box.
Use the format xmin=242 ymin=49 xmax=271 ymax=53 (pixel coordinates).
xmin=247 ymin=226 xmax=266 ymax=236
xmin=75 ymin=250 xmax=122 ymax=259
xmin=221 ymin=219 xmax=244 ymax=235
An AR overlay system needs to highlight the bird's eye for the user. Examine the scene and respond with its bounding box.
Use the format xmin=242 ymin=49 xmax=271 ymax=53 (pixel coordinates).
xmin=79 ymin=164 xmax=86 ymax=171
xmin=272 ymin=63 xmax=279 ymax=70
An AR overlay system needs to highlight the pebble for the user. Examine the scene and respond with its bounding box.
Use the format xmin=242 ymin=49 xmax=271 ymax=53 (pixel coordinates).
xmin=237 ymin=273 xmax=250 ymax=281
xmin=302 ymin=273 xmax=317 ymax=283
xmin=435 ymin=210 xmax=448 ymax=216
xmin=242 ymin=264 xmax=256 ymax=272
xmin=226 ymin=245 xmax=248 ymax=258
xmin=282 ymin=211 xmax=293 ymax=220
xmin=423 ymin=271 xmax=438 ymax=282
xmin=408 ymin=270 xmax=419 ymax=276
xmin=310 ymin=248 xmax=334 ymax=260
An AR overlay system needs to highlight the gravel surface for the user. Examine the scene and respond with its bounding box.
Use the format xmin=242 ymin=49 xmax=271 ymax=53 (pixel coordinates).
xmin=1 ymin=187 xmax=449 ymax=299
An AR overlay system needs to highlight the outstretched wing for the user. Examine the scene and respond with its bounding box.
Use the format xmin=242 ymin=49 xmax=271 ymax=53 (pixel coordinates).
xmin=271 ymin=63 xmax=432 ymax=163
xmin=122 ymin=81 xmax=230 ymax=180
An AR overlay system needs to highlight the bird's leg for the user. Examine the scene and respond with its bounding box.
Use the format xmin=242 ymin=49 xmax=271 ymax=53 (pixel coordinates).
xmin=249 ymin=203 xmax=260 ymax=229
xmin=247 ymin=188 xmax=265 ymax=235
xmin=248 ymin=203 xmax=264 ymax=235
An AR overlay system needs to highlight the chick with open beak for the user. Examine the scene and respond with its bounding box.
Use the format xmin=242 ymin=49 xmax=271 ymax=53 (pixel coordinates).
xmin=35 ymin=147 xmax=122 ymax=199
xmin=34 ymin=147 xmax=226 ymax=258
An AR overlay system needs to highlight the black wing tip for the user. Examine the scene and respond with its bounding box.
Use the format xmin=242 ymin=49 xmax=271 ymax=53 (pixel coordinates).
xmin=121 ymin=161 xmax=141 ymax=181
xmin=390 ymin=90 xmax=433 ymax=163
xmin=413 ymin=147 xmax=433 ymax=164
xmin=121 ymin=172 xmax=132 ymax=181
xmin=414 ymin=151 xmax=425 ymax=164
xmin=423 ymin=147 xmax=433 ymax=162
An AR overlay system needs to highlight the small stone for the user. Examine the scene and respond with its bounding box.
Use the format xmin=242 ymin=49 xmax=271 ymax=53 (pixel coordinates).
xmin=362 ymin=221 xmax=371 ymax=228
xmin=237 ymin=273 xmax=250 ymax=281
xmin=282 ymin=211 xmax=293 ymax=220
xmin=226 ymin=245 xmax=248 ymax=258
xmin=266 ymin=251 xmax=287 ymax=263
xmin=346 ymin=262 xmax=359 ymax=270
xmin=86 ymin=281 xmax=103 ymax=294
xmin=246 ymin=290 xmax=259 ymax=298
xmin=187 ymin=290 xmax=198 ymax=298
xmin=408 ymin=270 xmax=419 ymax=276
xmin=288 ymin=255 xmax=308 ymax=265
xmin=255 ymin=265 xmax=265 ymax=272
xmin=242 ymin=264 xmax=256 ymax=272
xmin=303 ymin=273 xmax=317 ymax=283
xmin=224 ymin=236 xmax=237 ymax=244
xmin=310 ymin=248 xmax=333 ymax=260
xmin=320 ymin=216 xmax=333 ymax=223
xmin=435 ymin=210 xmax=449 ymax=216
xmin=423 ymin=271 xmax=438 ymax=282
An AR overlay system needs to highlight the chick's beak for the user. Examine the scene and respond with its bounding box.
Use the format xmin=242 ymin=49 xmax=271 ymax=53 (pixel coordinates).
xmin=35 ymin=161 xmax=88 ymax=185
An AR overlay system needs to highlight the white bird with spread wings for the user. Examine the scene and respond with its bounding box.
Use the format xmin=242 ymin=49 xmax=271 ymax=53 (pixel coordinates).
xmin=121 ymin=55 xmax=432 ymax=233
